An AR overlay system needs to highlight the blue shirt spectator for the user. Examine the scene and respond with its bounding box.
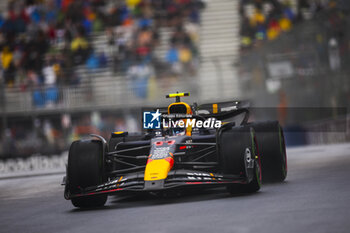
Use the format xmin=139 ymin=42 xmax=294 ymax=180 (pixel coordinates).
xmin=45 ymin=86 xmax=59 ymax=104
xmin=166 ymin=47 xmax=179 ymax=64
xmin=86 ymin=53 xmax=99 ymax=70
xmin=139 ymin=18 xmax=152 ymax=28
xmin=33 ymin=90 xmax=45 ymax=107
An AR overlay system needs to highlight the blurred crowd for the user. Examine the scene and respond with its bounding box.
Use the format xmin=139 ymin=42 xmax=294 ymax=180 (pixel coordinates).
xmin=240 ymin=0 xmax=349 ymax=51
xmin=0 ymin=111 xmax=140 ymax=157
xmin=0 ymin=0 xmax=205 ymax=99
xmin=0 ymin=0 xmax=205 ymax=156
xmin=106 ymin=0 xmax=204 ymax=98
xmin=0 ymin=0 xmax=97 ymax=89
xmin=239 ymin=0 xmax=350 ymax=123
xmin=240 ymin=0 xmax=295 ymax=47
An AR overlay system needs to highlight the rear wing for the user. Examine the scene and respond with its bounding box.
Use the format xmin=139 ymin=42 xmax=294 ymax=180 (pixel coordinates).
xmin=196 ymin=101 xmax=250 ymax=123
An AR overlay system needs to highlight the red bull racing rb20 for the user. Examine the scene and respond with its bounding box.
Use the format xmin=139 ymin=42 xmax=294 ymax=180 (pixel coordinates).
xmin=63 ymin=92 xmax=287 ymax=208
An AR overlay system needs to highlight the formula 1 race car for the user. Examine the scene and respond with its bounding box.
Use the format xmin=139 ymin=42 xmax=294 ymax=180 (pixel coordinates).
xmin=64 ymin=92 xmax=287 ymax=208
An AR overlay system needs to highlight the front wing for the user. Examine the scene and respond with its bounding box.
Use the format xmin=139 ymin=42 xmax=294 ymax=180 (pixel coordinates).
xmin=65 ymin=170 xmax=247 ymax=199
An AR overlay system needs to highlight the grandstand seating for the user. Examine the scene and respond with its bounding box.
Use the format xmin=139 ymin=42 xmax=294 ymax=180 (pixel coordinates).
xmin=64 ymin=0 xmax=245 ymax=106
xmin=199 ymin=0 xmax=241 ymax=101
xmin=1 ymin=0 xmax=241 ymax=114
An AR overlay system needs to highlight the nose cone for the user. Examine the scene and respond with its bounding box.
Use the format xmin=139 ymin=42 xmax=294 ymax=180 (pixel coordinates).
xmin=144 ymin=155 xmax=174 ymax=181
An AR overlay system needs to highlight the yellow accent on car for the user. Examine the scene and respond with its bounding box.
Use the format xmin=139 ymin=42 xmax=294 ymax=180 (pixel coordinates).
xmin=210 ymin=173 xmax=216 ymax=180
xmin=116 ymin=176 xmax=123 ymax=187
xmin=144 ymin=159 xmax=173 ymax=181
xmin=113 ymin=131 xmax=124 ymax=134
xmin=213 ymin=104 xmax=218 ymax=114
xmin=166 ymin=92 xmax=190 ymax=98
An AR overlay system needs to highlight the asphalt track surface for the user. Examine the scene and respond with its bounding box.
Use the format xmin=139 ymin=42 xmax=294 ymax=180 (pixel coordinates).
xmin=1 ymin=144 xmax=350 ymax=233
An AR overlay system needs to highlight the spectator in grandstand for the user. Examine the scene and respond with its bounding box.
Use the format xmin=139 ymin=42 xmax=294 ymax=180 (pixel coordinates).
xmin=42 ymin=61 xmax=57 ymax=86
xmin=99 ymin=52 xmax=108 ymax=68
xmin=26 ymin=70 xmax=40 ymax=87
xmin=178 ymin=45 xmax=193 ymax=70
xmin=267 ymin=17 xmax=281 ymax=40
xmin=166 ymin=46 xmax=179 ymax=65
xmin=22 ymin=30 xmax=49 ymax=74
xmin=165 ymin=24 xmax=196 ymax=71
xmin=71 ymin=32 xmax=90 ymax=65
xmin=32 ymin=88 xmax=45 ymax=107
xmin=184 ymin=20 xmax=200 ymax=44
xmin=240 ymin=16 xmax=255 ymax=48
xmin=297 ymin=0 xmax=311 ymax=20
xmin=279 ymin=14 xmax=292 ymax=32
xmin=127 ymin=58 xmax=154 ymax=98
xmin=255 ymin=22 xmax=267 ymax=41
xmin=283 ymin=1 xmax=296 ymax=21
xmin=1 ymin=46 xmax=15 ymax=86
xmin=137 ymin=26 xmax=153 ymax=47
xmin=86 ymin=52 xmax=100 ymax=70
xmin=328 ymin=37 xmax=341 ymax=71
xmin=250 ymin=8 xmax=266 ymax=26
xmin=45 ymin=86 xmax=59 ymax=107
xmin=170 ymin=25 xmax=192 ymax=47
xmin=13 ymin=46 xmax=23 ymax=70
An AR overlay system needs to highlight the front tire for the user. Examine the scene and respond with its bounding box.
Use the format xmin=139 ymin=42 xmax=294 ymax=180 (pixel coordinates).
xmin=227 ymin=161 xmax=261 ymax=194
xmin=219 ymin=126 xmax=261 ymax=194
xmin=67 ymin=140 xmax=107 ymax=208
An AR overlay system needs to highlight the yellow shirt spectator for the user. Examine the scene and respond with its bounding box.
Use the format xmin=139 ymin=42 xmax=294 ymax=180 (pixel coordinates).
xmin=250 ymin=10 xmax=265 ymax=26
xmin=126 ymin=0 xmax=141 ymax=9
xmin=179 ymin=47 xmax=192 ymax=63
xmin=87 ymin=12 xmax=96 ymax=21
xmin=53 ymin=63 xmax=61 ymax=75
xmin=71 ymin=37 xmax=89 ymax=51
xmin=1 ymin=48 xmax=13 ymax=70
xmin=267 ymin=28 xmax=280 ymax=40
xmin=241 ymin=36 xmax=252 ymax=47
xmin=279 ymin=17 xmax=292 ymax=31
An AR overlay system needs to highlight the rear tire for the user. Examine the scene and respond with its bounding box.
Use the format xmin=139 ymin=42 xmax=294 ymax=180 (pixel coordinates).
xmin=219 ymin=126 xmax=261 ymax=194
xmin=252 ymin=121 xmax=287 ymax=182
xmin=67 ymin=140 xmax=107 ymax=208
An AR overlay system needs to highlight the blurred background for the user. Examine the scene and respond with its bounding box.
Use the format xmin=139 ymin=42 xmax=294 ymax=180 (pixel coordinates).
xmin=0 ymin=0 xmax=349 ymax=174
